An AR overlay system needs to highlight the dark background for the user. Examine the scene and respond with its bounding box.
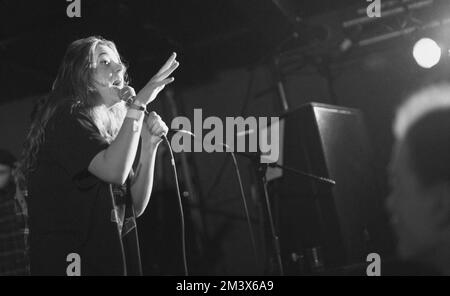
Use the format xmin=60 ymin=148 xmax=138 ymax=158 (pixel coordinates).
xmin=1 ymin=0 xmax=450 ymax=275
xmin=0 ymin=0 xmax=365 ymax=100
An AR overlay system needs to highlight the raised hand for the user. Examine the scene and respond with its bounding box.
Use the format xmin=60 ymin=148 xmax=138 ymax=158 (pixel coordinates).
xmin=134 ymin=52 xmax=179 ymax=106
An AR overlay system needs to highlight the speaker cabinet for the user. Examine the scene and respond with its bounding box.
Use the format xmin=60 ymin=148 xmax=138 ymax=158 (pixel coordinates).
xmin=278 ymin=103 xmax=380 ymax=272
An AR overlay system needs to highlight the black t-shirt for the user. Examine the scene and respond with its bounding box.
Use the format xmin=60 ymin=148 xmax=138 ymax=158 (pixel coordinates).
xmin=29 ymin=103 xmax=141 ymax=275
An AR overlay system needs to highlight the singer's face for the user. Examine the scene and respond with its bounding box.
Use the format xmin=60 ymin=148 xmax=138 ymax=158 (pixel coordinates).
xmin=92 ymin=44 xmax=125 ymax=107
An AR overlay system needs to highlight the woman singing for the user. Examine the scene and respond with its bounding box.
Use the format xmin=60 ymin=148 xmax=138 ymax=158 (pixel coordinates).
xmin=19 ymin=36 xmax=179 ymax=275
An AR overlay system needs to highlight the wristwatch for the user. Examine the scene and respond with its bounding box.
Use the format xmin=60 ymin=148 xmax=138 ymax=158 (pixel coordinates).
xmin=128 ymin=102 xmax=146 ymax=112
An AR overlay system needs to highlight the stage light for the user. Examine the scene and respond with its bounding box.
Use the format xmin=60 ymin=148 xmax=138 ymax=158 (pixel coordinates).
xmin=413 ymin=38 xmax=442 ymax=69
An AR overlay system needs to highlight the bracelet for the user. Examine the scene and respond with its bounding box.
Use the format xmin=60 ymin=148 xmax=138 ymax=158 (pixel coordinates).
xmin=125 ymin=109 xmax=144 ymax=132
xmin=126 ymin=108 xmax=145 ymax=119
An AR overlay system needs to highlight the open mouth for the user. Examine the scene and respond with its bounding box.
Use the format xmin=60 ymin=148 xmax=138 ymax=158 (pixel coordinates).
xmin=112 ymin=79 xmax=122 ymax=87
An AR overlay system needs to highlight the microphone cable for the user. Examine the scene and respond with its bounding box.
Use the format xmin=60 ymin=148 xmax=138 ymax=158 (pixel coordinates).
xmin=220 ymin=143 xmax=258 ymax=268
xmin=162 ymin=131 xmax=259 ymax=274
xmin=120 ymin=86 xmax=189 ymax=274
xmin=229 ymin=151 xmax=259 ymax=268
xmin=162 ymin=134 xmax=189 ymax=276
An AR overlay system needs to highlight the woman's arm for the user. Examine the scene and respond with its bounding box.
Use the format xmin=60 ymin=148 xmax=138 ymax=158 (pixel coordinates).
xmin=129 ymin=142 xmax=158 ymax=217
xmin=89 ymin=114 xmax=144 ymax=185
xmin=130 ymin=112 xmax=168 ymax=216
xmin=88 ymin=54 xmax=179 ymax=184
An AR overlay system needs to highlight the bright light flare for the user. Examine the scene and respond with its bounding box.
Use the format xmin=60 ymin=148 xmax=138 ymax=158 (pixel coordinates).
xmin=413 ymin=38 xmax=442 ymax=69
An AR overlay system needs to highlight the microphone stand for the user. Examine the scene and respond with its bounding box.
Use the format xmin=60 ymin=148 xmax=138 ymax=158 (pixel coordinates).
xmin=233 ymin=151 xmax=335 ymax=276
xmin=235 ymin=152 xmax=335 ymax=185
xmin=258 ymin=162 xmax=284 ymax=275
xmin=167 ymin=131 xmax=336 ymax=275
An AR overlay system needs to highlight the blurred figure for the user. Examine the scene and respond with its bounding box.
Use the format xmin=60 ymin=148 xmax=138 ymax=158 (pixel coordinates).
xmin=387 ymin=84 xmax=450 ymax=275
xmin=0 ymin=148 xmax=29 ymax=275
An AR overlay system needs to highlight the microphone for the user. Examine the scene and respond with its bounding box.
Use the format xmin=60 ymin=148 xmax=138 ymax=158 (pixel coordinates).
xmin=119 ymin=85 xmax=136 ymax=104
xmin=119 ymin=86 xmax=195 ymax=138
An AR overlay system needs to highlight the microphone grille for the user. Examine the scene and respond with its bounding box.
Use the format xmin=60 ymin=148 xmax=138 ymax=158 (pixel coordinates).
xmin=119 ymin=86 xmax=136 ymax=102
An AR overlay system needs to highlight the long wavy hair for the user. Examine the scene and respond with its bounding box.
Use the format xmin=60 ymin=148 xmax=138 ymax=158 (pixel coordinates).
xmin=18 ymin=36 xmax=129 ymax=184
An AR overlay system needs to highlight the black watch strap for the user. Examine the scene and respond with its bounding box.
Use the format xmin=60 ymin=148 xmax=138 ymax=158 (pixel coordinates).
xmin=128 ymin=103 xmax=146 ymax=112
